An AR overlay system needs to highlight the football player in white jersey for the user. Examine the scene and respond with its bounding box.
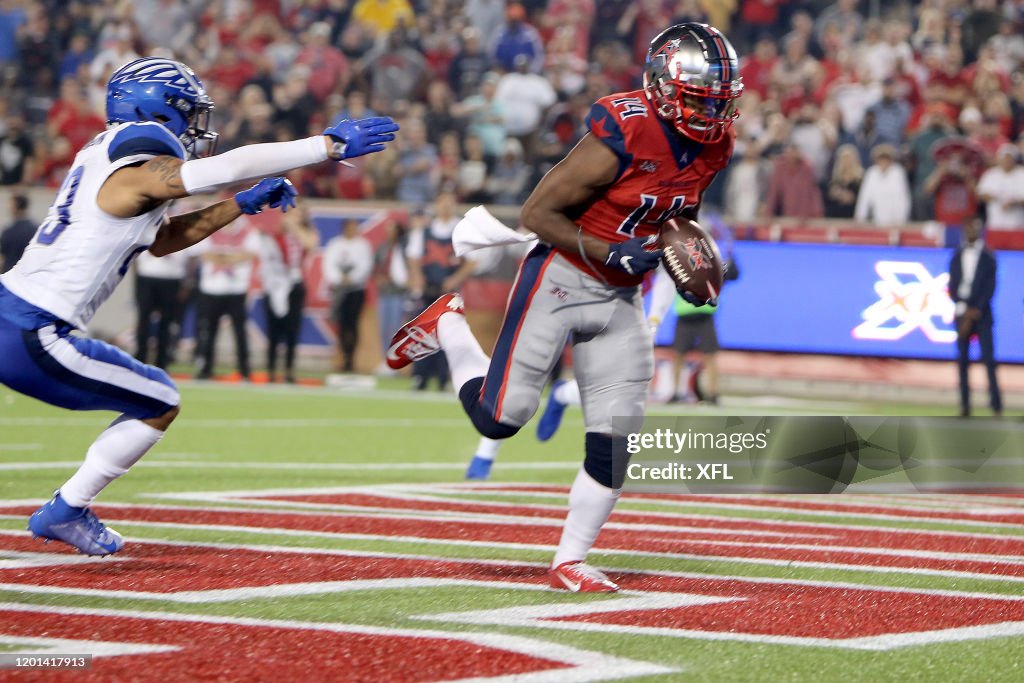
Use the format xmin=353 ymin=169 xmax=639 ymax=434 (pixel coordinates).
xmin=0 ymin=58 xmax=398 ymax=555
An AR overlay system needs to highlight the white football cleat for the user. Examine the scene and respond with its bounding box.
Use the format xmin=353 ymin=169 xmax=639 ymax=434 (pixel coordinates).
xmin=548 ymin=561 xmax=620 ymax=593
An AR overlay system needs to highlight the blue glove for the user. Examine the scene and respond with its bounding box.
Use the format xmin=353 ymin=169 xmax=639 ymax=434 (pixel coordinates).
xmin=235 ymin=177 xmax=298 ymax=215
xmin=323 ymin=116 xmax=400 ymax=160
xmin=605 ymin=235 xmax=663 ymax=277
xmin=681 ymin=290 xmax=717 ymax=307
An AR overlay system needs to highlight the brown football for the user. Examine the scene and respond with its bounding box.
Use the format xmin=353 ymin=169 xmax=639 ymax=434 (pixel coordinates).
xmin=659 ymin=218 xmax=725 ymax=303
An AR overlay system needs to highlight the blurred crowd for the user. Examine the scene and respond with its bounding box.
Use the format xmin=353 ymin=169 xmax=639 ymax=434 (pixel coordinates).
xmin=1 ymin=0 xmax=1024 ymax=234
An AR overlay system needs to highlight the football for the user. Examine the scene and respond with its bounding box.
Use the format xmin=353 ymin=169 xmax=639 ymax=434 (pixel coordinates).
xmin=659 ymin=218 xmax=725 ymax=304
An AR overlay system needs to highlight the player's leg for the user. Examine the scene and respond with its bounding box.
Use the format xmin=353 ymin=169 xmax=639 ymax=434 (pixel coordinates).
xmin=550 ymin=290 xmax=652 ymax=592
xmin=134 ymin=276 xmax=151 ymax=363
xmin=977 ymin=320 xmax=1002 ymax=415
xmin=389 ymin=245 xmax=568 ymax=438
xmin=465 ymin=436 xmax=502 ymax=480
xmin=283 ymin=282 xmax=305 ymax=382
xmin=697 ymin=317 xmax=721 ymax=404
xmin=536 ymin=376 xmax=581 ymax=442
xmin=0 ymin=319 xmax=180 ymax=555
xmin=956 ymin=323 xmax=971 ymax=416
xmin=227 ymin=293 xmax=250 ymax=380
xmin=195 ymin=293 xmax=218 ymax=379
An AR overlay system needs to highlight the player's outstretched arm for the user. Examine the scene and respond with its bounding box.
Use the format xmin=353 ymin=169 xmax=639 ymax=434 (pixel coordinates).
xmin=99 ymin=117 xmax=399 ymax=218
xmin=149 ymin=177 xmax=297 ymax=257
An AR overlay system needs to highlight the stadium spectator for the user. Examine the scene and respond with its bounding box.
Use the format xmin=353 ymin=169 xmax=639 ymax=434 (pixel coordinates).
xmin=194 ymin=217 xmax=261 ymax=381
xmin=949 ymin=216 xmax=1001 ymax=418
xmin=855 ymin=144 xmax=911 ymax=226
xmin=487 ymin=137 xmax=530 ymax=205
xmin=394 ymin=117 xmax=439 ymax=205
xmin=423 ymin=81 xmax=459 ymax=148
xmin=363 ymin=28 xmax=429 ymax=104
xmin=977 ymin=144 xmax=1024 ymax=233
xmin=323 ymin=218 xmax=373 ymax=374
xmin=925 ymin=142 xmax=983 ymax=231
xmin=987 ymin=19 xmax=1024 ymax=75
xmin=866 ymin=78 xmax=911 ymax=147
xmin=464 ymin=0 xmax=507 ymax=47
xmin=906 ymin=103 xmax=957 ymax=220
xmin=457 ymin=133 xmax=491 ymax=203
xmin=374 ymin=216 xmax=415 ymax=375
xmin=0 ymin=110 xmax=35 ymax=186
xmin=48 ymin=80 xmax=105 ymax=152
xmin=762 ymin=144 xmax=824 ymax=220
xmin=295 ymin=22 xmax=350 ymax=103
xmin=959 ymin=0 xmax=1003 ymax=64
xmin=15 ymin=5 xmax=58 ymax=91
xmin=740 ymin=36 xmax=778 ymax=100
xmin=59 ymin=33 xmax=94 ymax=82
xmin=448 ymin=27 xmax=492 ymax=101
xmin=0 ymin=194 xmax=34 ymax=273
xmin=724 ymin=141 xmax=767 ymax=225
xmin=352 ymin=0 xmax=415 ymax=39
xmin=405 ymin=190 xmax=474 ymax=391
xmin=616 ymin=0 xmax=673 ymax=66
xmin=545 ymin=26 xmax=589 ymax=98
xmin=825 ymin=144 xmax=864 ymax=219
xmin=842 ymin=109 xmax=885 ymax=168
xmin=541 ymin=0 xmax=595 ymax=61
xmin=814 ymin=0 xmax=863 ymax=49
xmin=790 ymin=102 xmax=837 ymax=182
xmin=493 ymin=3 xmax=545 ymax=73
xmin=260 ymin=205 xmax=317 ymax=383
xmin=88 ymin=23 xmax=139 ymax=97
xmin=134 ymin=248 xmax=190 ymax=371
xmin=0 ymin=1 xmax=27 ymax=67
xmin=494 ymin=55 xmax=557 ymax=150
xmin=456 ymin=72 xmax=507 ymax=159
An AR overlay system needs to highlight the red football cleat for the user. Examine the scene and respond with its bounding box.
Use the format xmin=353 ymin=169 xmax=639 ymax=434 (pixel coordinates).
xmin=386 ymin=293 xmax=464 ymax=370
xmin=548 ymin=561 xmax=620 ymax=593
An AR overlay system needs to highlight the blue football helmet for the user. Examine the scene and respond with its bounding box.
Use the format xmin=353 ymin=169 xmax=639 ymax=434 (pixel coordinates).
xmin=106 ymin=57 xmax=218 ymax=156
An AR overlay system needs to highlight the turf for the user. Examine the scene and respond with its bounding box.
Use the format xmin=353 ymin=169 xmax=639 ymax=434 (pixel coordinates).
xmin=1 ymin=382 xmax=1022 ymax=681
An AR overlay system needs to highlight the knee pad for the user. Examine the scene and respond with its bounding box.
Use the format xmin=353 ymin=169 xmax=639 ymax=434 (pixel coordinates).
xmin=584 ymin=432 xmax=627 ymax=489
xmin=459 ymin=377 xmax=521 ymax=440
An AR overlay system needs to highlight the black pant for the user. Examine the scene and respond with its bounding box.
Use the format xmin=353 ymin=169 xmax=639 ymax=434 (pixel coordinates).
xmin=265 ymin=282 xmax=306 ymax=379
xmin=956 ymin=316 xmax=1002 ymax=414
xmin=196 ymin=292 xmax=250 ymax=378
xmin=333 ymin=288 xmax=365 ymax=372
xmin=135 ymin=276 xmax=184 ymax=369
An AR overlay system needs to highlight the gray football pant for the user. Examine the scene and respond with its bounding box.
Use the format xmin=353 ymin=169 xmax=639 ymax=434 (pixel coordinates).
xmin=472 ymin=245 xmax=653 ymax=436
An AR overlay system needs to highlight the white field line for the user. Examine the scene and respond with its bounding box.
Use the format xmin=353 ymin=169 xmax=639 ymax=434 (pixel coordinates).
xmin=0 ymin=601 xmax=674 ymax=683
xmin=421 ymin=598 xmax=1024 ymax=652
xmin=139 ymin=485 xmax=1024 ymax=544
xmin=0 ymin=635 xmax=179 ymax=658
xmin=0 ymin=417 xmax=473 ymax=428
xmin=5 ymin=512 xmax=1024 ymax=586
xmin=2 ymin=530 xmax=1022 ymax=604
xmin=0 ymin=444 xmax=41 ymax=452
xmin=423 ymin=483 xmax=1024 ymax=517
xmin=0 ymin=460 xmax=580 ymax=472
xmin=0 ymin=577 xmax=558 ymax=604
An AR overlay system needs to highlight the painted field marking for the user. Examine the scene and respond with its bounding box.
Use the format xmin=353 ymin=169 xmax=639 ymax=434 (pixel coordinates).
xmin=3 ymin=528 xmax=1024 ymax=605
xmin=0 ymin=635 xmax=179 ymax=658
xmin=0 ymin=550 xmax=133 ymax=571
xmin=0 ymin=602 xmax=674 ymax=683
xmin=0 ymin=417 xmax=475 ymax=428
xmin=0 ymin=460 xmax=580 ymax=472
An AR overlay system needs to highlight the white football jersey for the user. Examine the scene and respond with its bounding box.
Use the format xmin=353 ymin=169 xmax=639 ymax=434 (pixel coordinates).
xmin=1 ymin=121 xmax=185 ymax=328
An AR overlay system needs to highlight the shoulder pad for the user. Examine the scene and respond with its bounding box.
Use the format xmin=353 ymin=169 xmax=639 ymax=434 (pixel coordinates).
xmin=108 ymin=122 xmax=185 ymax=163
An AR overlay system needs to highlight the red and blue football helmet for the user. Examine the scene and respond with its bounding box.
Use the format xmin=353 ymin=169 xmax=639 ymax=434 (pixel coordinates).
xmin=643 ymin=23 xmax=743 ymax=144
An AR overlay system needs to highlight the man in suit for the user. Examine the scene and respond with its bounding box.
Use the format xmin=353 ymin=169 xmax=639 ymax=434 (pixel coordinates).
xmin=948 ymin=216 xmax=1002 ymax=417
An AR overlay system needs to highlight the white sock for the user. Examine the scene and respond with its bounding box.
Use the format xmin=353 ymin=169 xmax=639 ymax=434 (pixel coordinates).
xmin=552 ymin=467 xmax=620 ymax=567
xmin=553 ymin=379 xmax=581 ymax=406
xmin=60 ymin=417 xmax=165 ymax=507
xmin=474 ymin=437 xmax=502 ymax=461
xmin=437 ymin=313 xmax=490 ymax=394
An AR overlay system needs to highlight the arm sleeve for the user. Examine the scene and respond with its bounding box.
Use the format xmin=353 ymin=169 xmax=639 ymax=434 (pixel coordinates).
xmin=180 ymin=136 xmax=329 ymax=194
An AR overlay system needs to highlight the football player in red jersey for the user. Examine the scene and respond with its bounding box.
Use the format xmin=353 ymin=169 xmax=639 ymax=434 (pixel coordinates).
xmin=388 ymin=23 xmax=742 ymax=592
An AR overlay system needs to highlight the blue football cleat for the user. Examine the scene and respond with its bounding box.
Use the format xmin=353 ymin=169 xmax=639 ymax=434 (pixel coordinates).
xmin=465 ymin=455 xmax=494 ymax=480
xmin=28 ymin=492 xmax=124 ymax=556
xmin=536 ymin=379 xmax=569 ymax=442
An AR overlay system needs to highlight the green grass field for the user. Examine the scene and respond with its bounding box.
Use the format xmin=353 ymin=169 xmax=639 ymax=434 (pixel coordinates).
xmin=2 ymin=382 xmax=1023 ymax=681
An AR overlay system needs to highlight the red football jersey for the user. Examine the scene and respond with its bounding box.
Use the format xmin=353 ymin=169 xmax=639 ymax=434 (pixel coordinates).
xmin=560 ymin=89 xmax=734 ymax=286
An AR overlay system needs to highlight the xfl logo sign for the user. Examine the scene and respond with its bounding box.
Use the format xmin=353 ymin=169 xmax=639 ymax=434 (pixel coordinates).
xmin=684 ymin=238 xmax=712 ymax=271
xmin=853 ymin=261 xmax=956 ymax=343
